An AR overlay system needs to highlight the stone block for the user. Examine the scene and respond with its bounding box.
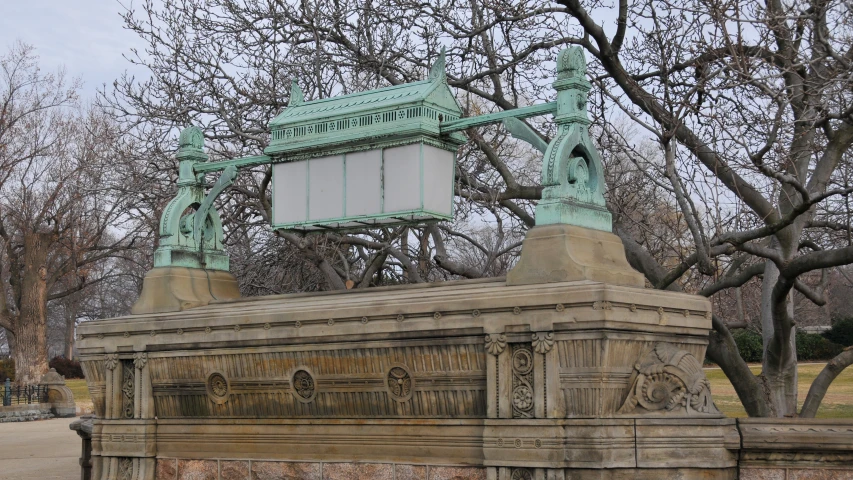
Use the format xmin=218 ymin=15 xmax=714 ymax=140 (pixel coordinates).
xmin=250 ymin=461 xmax=320 ymax=480
xmin=220 ymin=460 xmax=250 ymax=480
xmin=322 ymin=463 xmax=394 ymax=480
xmin=156 ymin=458 xmax=177 ymax=480
xmin=739 ymin=468 xmax=787 ymax=480
xmin=178 ymin=459 xmax=218 ymax=480
xmin=396 ymin=465 xmax=427 ymax=480
xmin=789 ymin=469 xmax=853 ymax=479
xmin=428 ymin=466 xmax=487 ymax=480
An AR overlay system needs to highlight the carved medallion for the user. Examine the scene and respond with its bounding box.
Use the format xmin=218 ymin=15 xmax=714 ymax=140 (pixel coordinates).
xmin=511 ymin=468 xmax=533 ymax=480
xmin=291 ymin=368 xmax=316 ymax=403
xmin=386 ymin=364 xmax=414 ymax=402
xmin=511 ymin=344 xmax=534 ymax=418
xmin=206 ymin=371 xmax=230 ymax=405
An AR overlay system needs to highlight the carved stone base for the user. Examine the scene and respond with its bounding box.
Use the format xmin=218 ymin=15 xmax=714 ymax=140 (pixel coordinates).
xmin=131 ymin=266 xmax=240 ymax=315
xmin=506 ymin=225 xmax=645 ymax=287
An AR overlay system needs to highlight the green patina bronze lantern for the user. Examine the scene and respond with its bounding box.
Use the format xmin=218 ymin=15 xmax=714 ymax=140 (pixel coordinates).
xmin=133 ymin=46 xmax=644 ymax=314
xmin=265 ymin=50 xmax=466 ymax=231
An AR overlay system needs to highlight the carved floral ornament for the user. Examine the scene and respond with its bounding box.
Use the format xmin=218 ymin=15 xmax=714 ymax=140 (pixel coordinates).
xmin=206 ymin=371 xmax=230 ymax=405
xmin=133 ymin=352 xmax=148 ymax=370
xmin=485 ymin=333 xmax=507 ymax=356
xmin=618 ymin=342 xmax=721 ymax=416
xmin=386 ymin=364 xmax=414 ymax=402
xmin=531 ymin=332 xmax=554 ymax=354
xmin=104 ymin=353 xmax=119 ymax=370
xmin=291 ymin=368 xmax=316 ymax=403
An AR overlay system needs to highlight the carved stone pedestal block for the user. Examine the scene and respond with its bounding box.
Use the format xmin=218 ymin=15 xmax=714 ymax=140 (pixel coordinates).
xmin=78 ymin=277 xmax=748 ymax=479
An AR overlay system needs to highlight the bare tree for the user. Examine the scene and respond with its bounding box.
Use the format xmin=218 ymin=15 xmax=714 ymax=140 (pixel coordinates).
xmin=108 ymin=0 xmax=853 ymax=417
xmin=0 ymin=43 xmax=144 ymax=382
xmin=556 ymin=0 xmax=853 ymax=416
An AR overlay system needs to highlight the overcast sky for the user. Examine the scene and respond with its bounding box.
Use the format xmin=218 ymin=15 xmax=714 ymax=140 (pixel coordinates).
xmin=0 ymin=0 xmax=144 ymax=98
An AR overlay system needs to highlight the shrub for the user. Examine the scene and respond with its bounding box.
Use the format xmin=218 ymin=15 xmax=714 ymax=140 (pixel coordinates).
xmin=732 ymin=329 xmax=764 ymax=363
xmin=49 ymin=356 xmax=84 ymax=379
xmin=0 ymin=358 xmax=13 ymax=382
xmin=823 ymin=317 xmax=853 ymax=347
xmin=796 ymin=332 xmax=844 ymax=361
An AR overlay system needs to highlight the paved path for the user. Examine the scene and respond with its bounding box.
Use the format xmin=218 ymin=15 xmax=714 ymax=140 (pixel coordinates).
xmin=0 ymin=417 xmax=80 ymax=480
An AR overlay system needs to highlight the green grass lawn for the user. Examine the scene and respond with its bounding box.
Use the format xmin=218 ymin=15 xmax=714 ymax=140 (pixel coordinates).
xmin=66 ymin=365 xmax=852 ymax=418
xmin=706 ymin=362 xmax=853 ymax=418
xmin=66 ymin=378 xmax=91 ymax=403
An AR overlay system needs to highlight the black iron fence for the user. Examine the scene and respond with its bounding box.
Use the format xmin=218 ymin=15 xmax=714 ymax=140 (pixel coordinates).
xmin=2 ymin=379 xmax=49 ymax=406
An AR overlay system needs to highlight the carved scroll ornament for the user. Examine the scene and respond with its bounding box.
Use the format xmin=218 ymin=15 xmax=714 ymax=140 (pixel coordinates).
xmin=618 ymin=342 xmax=721 ymax=416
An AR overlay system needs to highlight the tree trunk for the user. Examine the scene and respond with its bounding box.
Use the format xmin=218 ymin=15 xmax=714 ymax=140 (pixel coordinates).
xmin=760 ymin=260 xmax=798 ymax=416
xmin=3 ymin=328 xmax=16 ymax=359
xmin=13 ymin=232 xmax=51 ymax=385
xmin=64 ymin=305 xmax=76 ymax=359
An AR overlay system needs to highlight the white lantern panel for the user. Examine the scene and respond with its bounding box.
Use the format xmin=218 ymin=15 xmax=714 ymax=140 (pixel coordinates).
xmin=273 ymin=160 xmax=307 ymax=224
xmin=345 ymin=150 xmax=381 ymax=216
xmin=422 ymin=145 xmax=454 ymax=216
xmin=383 ymin=144 xmax=422 ymax=212
xmin=308 ymin=155 xmax=344 ymax=221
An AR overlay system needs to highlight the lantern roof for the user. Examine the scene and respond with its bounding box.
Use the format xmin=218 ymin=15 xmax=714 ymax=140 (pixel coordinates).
xmin=265 ymin=50 xmax=465 ymax=158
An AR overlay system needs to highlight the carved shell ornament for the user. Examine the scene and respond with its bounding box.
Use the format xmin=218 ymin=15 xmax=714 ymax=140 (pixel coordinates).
xmin=485 ymin=333 xmax=507 ymax=356
xmin=618 ymin=342 xmax=721 ymax=416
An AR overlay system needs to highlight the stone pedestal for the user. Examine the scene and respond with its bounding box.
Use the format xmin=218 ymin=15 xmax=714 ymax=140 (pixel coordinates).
xmin=506 ymin=225 xmax=645 ymax=288
xmin=79 ymin=277 xmax=740 ymax=479
xmin=131 ymin=266 xmax=240 ymax=315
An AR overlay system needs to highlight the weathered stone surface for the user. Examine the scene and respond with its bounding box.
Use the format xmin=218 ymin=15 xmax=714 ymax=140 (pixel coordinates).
xmin=428 ymin=466 xmax=487 ymax=480
xmin=788 ymin=469 xmax=853 ymax=480
xmin=131 ymin=266 xmax=240 ymax=314
xmin=220 ymin=460 xmax=250 ymax=480
xmin=396 ymin=465 xmax=427 ymax=480
xmin=322 ymin=463 xmax=394 ymax=480
xmin=156 ymin=458 xmax=177 ymax=480
xmin=506 ymin=225 xmax=645 ymax=287
xmin=739 ymin=468 xmax=786 ymax=480
xmin=177 ymin=459 xmax=218 ymax=480
xmin=250 ymin=461 xmax=320 ymax=480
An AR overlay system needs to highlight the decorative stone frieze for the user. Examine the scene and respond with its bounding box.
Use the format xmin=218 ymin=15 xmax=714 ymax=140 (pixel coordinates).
xmin=511 ymin=344 xmax=535 ymax=419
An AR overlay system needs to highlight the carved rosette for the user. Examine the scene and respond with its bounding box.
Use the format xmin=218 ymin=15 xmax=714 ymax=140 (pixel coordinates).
xmin=485 ymin=334 xmax=507 ymax=356
xmin=206 ymin=371 xmax=230 ymax=405
xmin=531 ymin=332 xmax=554 ymax=354
xmin=291 ymin=368 xmax=316 ymax=403
xmin=511 ymin=344 xmax=534 ymax=418
xmin=618 ymin=343 xmax=721 ymax=416
xmin=386 ymin=364 xmax=414 ymax=402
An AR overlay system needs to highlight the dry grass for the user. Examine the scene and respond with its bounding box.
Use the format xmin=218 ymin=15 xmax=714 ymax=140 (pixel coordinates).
xmin=66 ymin=378 xmax=93 ymax=414
xmin=705 ymin=362 xmax=853 ymax=418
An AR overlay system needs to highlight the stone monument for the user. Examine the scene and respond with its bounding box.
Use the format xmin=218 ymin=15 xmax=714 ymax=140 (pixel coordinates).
xmin=74 ymin=47 xmax=853 ymax=480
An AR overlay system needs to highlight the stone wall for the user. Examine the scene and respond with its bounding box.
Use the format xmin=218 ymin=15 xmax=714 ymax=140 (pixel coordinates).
xmin=75 ymin=279 xmax=853 ymax=480
xmin=739 ymin=418 xmax=853 ymax=480
xmin=0 ymin=403 xmax=53 ymax=422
